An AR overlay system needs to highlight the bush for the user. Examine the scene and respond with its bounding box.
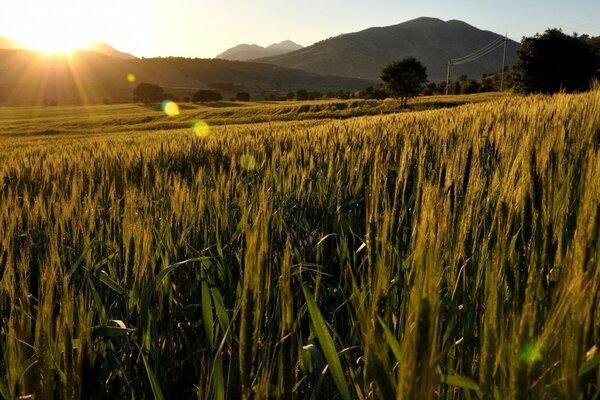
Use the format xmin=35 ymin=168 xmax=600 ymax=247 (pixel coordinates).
xmin=133 ymin=83 xmax=164 ymax=103
xmin=296 ymin=90 xmax=309 ymax=101
xmin=192 ymin=89 xmax=222 ymax=103
xmin=236 ymin=92 xmax=251 ymax=102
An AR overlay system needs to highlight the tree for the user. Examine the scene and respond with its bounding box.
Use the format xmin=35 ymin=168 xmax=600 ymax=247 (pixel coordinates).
xmin=236 ymin=92 xmax=251 ymax=101
xmin=192 ymin=89 xmax=222 ymax=103
xmin=133 ymin=83 xmax=164 ymax=103
xmin=380 ymin=57 xmax=427 ymax=106
xmin=512 ymin=29 xmax=598 ymax=94
xmin=296 ymin=89 xmax=309 ymax=101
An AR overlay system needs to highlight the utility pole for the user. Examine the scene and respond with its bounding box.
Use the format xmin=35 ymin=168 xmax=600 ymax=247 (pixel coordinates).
xmin=446 ymin=61 xmax=452 ymax=95
xmin=500 ymin=33 xmax=507 ymax=91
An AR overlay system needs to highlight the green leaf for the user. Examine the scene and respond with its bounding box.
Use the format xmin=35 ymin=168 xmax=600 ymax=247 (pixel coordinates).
xmin=378 ymin=316 xmax=402 ymax=363
xmin=201 ymin=278 xmax=214 ymax=346
xmin=142 ymin=353 xmax=165 ymax=400
xmin=579 ymin=353 xmax=600 ymax=377
xmin=211 ymin=287 xmax=231 ymax=345
xmin=151 ymin=257 xmax=209 ymax=289
xmin=438 ymin=372 xmax=483 ymax=398
xmin=91 ymin=320 xmax=135 ymax=340
xmin=302 ymin=285 xmax=351 ymax=400
xmin=67 ymin=239 xmax=100 ymax=277
xmin=98 ymin=270 xmax=125 ymax=295
xmin=0 ymin=375 xmax=9 ymax=399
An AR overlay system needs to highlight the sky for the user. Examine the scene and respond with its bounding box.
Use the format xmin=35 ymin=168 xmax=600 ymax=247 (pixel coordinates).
xmin=1 ymin=0 xmax=599 ymax=58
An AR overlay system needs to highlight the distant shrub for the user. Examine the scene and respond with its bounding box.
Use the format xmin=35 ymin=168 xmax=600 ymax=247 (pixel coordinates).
xmin=236 ymin=92 xmax=251 ymax=102
xmin=133 ymin=83 xmax=164 ymax=103
xmin=296 ymin=89 xmax=309 ymax=101
xmin=192 ymin=89 xmax=222 ymax=103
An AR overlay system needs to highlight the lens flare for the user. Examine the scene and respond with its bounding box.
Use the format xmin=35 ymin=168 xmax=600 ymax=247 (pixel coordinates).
xmin=127 ymin=73 xmax=136 ymax=83
xmin=240 ymin=154 xmax=257 ymax=170
xmin=192 ymin=120 xmax=211 ymax=137
xmin=518 ymin=340 xmax=542 ymax=363
xmin=161 ymin=100 xmax=180 ymax=117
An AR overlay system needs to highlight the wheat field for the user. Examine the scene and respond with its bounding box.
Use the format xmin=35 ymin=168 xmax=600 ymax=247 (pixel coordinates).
xmin=1 ymin=92 xmax=599 ymax=399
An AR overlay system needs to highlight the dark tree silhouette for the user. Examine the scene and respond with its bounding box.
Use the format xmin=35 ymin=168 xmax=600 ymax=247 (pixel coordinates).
xmin=380 ymin=57 xmax=427 ymax=106
xmin=192 ymin=89 xmax=222 ymax=103
xmin=133 ymin=83 xmax=164 ymax=103
xmin=512 ymin=29 xmax=598 ymax=94
xmin=236 ymin=92 xmax=251 ymax=101
xmin=296 ymin=89 xmax=309 ymax=101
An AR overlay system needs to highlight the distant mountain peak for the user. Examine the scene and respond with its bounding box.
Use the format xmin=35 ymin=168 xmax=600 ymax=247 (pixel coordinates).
xmin=217 ymin=40 xmax=304 ymax=61
xmin=257 ymin=17 xmax=520 ymax=81
xmin=88 ymin=40 xmax=136 ymax=60
xmin=267 ymin=40 xmax=303 ymax=50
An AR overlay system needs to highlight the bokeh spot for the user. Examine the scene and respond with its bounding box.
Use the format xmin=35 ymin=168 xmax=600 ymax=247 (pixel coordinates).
xmin=127 ymin=73 xmax=136 ymax=83
xmin=192 ymin=120 xmax=211 ymax=137
xmin=162 ymin=100 xmax=180 ymax=117
xmin=518 ymin=340 xmax=542 ymax=364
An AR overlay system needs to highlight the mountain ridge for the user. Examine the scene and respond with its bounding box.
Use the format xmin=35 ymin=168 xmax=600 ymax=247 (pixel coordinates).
xmin=216 ymin=40 xmax=303 ymax=61
xmin=258 ymin=17 xmax=520 ymax=81
xmin=0 ymin=49 xmax=373 ymax=105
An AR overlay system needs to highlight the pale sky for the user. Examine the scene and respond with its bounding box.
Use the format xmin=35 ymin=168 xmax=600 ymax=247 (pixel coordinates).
xmin=1 ymin=0 xmax=599 ymax=58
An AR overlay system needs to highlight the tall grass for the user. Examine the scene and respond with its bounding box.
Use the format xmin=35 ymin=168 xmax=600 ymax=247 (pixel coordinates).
xmin=0 ymin=91 xmax=599 ymax=398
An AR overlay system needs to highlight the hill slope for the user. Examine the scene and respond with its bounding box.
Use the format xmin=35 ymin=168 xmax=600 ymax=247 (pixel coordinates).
xmin=89 ymin=40 xmax=137 ymax=60
xmin=217 ymin=40 xmax=303 ymax=61
xmin=0 ymin=36 xmax=24 ymax=50
xmin=258 ymin=17 xmax=520 ymax=81
xmin=0 ymin=49 xmax=372 ymax=105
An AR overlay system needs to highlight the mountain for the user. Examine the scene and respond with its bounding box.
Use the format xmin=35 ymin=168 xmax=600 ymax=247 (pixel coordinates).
xmin=0 ymin=49 xmax=372 ymax=105
xmin=88 ymin=40 xmax=136 ymax=60
xmin=0 ymin=36 xmax=24 ymax=50
xmin=258 ymin=17 xmax=520 ymax=82
xmin=267 ymin=40 xmax=304 ymax=51
xmin=216 ymin=40 xmax=303 ymax=61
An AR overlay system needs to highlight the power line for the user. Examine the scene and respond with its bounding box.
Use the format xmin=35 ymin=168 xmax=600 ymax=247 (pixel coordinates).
xmin=445 ymin=35 xmax=508 ymax=95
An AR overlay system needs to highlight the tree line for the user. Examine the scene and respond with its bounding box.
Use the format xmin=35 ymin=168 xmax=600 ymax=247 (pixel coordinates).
xmin=133 ymin=29 xmax=599 ymax=106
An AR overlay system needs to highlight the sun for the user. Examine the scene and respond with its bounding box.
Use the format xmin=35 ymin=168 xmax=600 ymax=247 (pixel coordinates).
xmin=12 ymin=0 xmax=98 ymax=55
xmin=23 ymin=33 xmax=91 ymax=55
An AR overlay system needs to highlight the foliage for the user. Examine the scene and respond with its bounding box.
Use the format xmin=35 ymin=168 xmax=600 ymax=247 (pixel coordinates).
xmin=192 ymin=89 xmax=223 ymax=103
xmin=236 ymin=92 xmax=251 ymax=102
xmin=380 ymin=57 xmax=427 ymax=105
xmin=0 ymin=91 xmax=599 ymax=398
xmin=296 ymin=89 xmax=309 ymax=101
xmin=133 ymin=82 xmax=164 ymax=103
xmin=512 ymin=29 xmax=599 ymax=94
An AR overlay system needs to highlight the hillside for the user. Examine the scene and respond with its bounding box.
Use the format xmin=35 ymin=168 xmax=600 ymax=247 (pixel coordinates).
xmin=88 ymin=40 xmax=137 ymax=60
xmin=258 ymin=17 xmax=520 ymax=81
xmin=216 ymin=40 xmax=303 ymax=61
xmin=0 ymin=36 xmax=23 ymax=50
xmin=0 ymin=49 xmax=373 ymax=105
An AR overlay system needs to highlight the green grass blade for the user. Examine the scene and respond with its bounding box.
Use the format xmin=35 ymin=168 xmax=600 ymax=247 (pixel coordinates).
xmin=0 ymin=375 xmax=9 ymax=399
xmin=378 ymin=316 xmax=402 ymax=363
xmin=439 ymin=372 xmax=483 ymax=398
xmin=579 ymin=353 xmax=600 ymax=377
xmin=141 ymin=353 xmax=165 ymax=400
xmin=98 ymin=270 xmax=125 ymax=295
xmin=302 ymin=285 xmax=351 ymax=400
xmin=201 ymin=278 xmax=214 ymax=346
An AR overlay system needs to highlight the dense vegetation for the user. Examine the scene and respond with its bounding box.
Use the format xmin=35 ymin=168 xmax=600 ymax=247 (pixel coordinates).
xmin=512 ymin=29 xmax=598 ymax=94
xmin=1 ymin=92 xmax=599 ymax=399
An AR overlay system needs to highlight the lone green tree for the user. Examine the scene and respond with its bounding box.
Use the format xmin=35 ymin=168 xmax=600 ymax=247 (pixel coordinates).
xmin=133 ymin=83 xmax=164 ymax=103
xmin=380 ymin=57 xmax=427 ymax=106
xmin=512 ymin=29 xmax=598 ymax=94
